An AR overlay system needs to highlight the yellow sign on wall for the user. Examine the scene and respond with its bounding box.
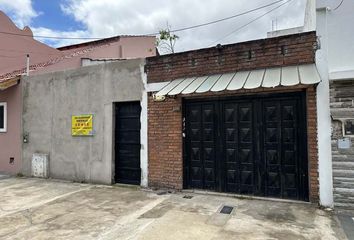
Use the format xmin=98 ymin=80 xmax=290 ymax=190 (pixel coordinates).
xmin=72 ymin=114 xmax=93 ymax=136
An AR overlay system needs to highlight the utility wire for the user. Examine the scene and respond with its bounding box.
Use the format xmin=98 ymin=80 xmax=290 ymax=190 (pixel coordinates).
xmin=333 ymin=0 xmax=344 ymax=11
xmin=0 ymin=0 xmax=288 ymax=40
xmin=210 ymin=0 xmax=293 ymax=46
xmin=0 ymin=31 xmax=101 ymax=40
xmin=159 ymin=0 xmax=287 ymax=34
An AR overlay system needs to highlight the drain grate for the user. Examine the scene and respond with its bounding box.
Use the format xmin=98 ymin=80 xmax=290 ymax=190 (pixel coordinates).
xmin=220 ymin=205 xmax=234 ymax=214
xmin=183 ymin=195 xmax=194 ymax=199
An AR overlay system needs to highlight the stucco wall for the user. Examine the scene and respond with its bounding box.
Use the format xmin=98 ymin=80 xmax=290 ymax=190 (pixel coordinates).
xmin=0 ymin=84 xmax=22 ymax=174
xmin=22 ymin=59 xmax=146 ymax=184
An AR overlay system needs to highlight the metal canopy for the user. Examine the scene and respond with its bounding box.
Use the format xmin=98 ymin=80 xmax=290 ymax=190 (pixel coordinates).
xmin=0 ymin=76 xmax=20 ymax=91
xmin=155 ymin=64 xmax=320 ymax=96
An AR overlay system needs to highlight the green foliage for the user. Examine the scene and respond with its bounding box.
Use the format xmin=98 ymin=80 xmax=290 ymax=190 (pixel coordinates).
xmin=157 ymin=25 xmax=179 ymax=54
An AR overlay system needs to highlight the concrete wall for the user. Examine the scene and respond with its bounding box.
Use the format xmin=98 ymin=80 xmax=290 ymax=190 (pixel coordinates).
xmin=22 ymin=59 xmax=147 ymax=184
xmin=316 ymin=0 xmax=354 ymax=208
xmin=0 ymin=84 xmax=22 ymax=174
xmin=316 ymin=5 xmax=333 ymax=207
xmin=316 ymin=0 xmax=354 ymax=80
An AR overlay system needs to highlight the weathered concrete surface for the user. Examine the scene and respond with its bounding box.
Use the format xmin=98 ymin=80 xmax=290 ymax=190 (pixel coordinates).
xmin=22 ymin=59 xmax=146 ymax=184
xmin=0 ymin=178 xmax=347 ymax=240
xmin=330 ymin=80 xmax=354 ymax=212
xmin=337 ymin=214 xmax=354 ymax=240
xmin=0 ymin=173 xmax=10 ymax=179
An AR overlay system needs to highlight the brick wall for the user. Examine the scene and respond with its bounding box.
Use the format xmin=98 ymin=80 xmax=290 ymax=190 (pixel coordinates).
xmin=146 ymin=31 xmax=317 ymax=83
xmin=147 ymin=32 xmax=319 ymax=202
xmin=307 ymin=87 xmax=319 ymax=203
xmin=148 ymin=96 xmax=183 ymax=189
xmin=148 ymin=86 xmax=319 ymax=202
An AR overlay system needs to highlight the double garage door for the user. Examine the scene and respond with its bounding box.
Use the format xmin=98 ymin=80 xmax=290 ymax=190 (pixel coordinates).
xmin=184 ymin=92 xmax=309 ymax=201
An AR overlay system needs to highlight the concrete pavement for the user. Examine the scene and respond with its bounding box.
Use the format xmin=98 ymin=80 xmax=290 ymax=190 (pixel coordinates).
xmin=0 ymin=177 xmax=347 ymax=239
xmin=337 ymin=214 xmax=354 ymax=240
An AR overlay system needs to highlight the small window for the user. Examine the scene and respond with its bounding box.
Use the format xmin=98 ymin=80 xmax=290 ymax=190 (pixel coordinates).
xmin=0 ymin=102 xmax=7 ymax=132
xmin=344 ymin=119 xmax=354 ymax=136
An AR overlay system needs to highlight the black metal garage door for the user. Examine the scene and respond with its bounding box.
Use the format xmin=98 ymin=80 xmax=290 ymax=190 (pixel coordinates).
xmin=184 ymin=92 xmax=308 ymax=201
xmin=115 ymin=102 xmax=141 ymax=185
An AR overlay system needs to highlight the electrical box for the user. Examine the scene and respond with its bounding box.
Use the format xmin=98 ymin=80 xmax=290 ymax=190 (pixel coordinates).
xmin=32 ymin=153 xmax=49 ymax=178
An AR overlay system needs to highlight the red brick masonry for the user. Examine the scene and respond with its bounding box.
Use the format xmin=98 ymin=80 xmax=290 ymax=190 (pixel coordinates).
xmin=147 ymin=32 xmax=319 ymax=202
xmin=146 ymin=32 xmax=317 ymax=83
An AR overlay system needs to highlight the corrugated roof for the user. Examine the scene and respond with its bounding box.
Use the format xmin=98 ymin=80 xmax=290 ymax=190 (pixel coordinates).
xmin=155 ymin=64 xmax=320 ymax=96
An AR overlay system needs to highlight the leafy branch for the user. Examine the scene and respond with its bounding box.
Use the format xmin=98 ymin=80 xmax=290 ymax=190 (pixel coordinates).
xmin=157 ymin=24 xmax=179 ymax=54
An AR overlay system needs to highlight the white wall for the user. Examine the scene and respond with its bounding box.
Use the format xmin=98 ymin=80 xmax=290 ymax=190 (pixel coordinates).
xmin=317 ymin=0 xmax=354 ymax=79
xmin=140 ymin=62 xmax=148 ymax=187
xmin=316 ymin=7 xmax=333 ymax=207
xmin=315 ymin=0 xmax=354 ymax=207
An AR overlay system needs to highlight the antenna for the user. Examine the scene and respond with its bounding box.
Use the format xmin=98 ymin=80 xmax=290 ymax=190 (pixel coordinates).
xmin=271 ymin=20 xmax=275 ymax=31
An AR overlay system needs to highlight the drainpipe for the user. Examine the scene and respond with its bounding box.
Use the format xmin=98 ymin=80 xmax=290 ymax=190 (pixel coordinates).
xmin=26 ymin=54 xmax=30 ymax=76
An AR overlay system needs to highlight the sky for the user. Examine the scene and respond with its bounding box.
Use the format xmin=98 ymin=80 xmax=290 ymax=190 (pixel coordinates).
xmin=0 ymin=0 xmax=307 ymax=53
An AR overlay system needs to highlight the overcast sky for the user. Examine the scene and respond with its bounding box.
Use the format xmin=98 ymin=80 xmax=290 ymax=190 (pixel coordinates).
xmin=0 ymin=0 xmax=307 ymax=53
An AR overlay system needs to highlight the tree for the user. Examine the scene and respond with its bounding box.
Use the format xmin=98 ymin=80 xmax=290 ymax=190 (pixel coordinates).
xmin=157 ymin=24 xmax=179 ymax=54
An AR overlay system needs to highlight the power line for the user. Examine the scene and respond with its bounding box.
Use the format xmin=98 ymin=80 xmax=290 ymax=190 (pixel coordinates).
xmin=162 ymin=0 xmax=287 ymax=34
xmin=210 ymin=0 xmax=293 ymax=46
xmin=0 ymin=31 xmax=101 ymax=40
xmin=333 ymin=0 xmax=344 ymax=11
xmin=0 ymin=0 xmax=288 ymax=40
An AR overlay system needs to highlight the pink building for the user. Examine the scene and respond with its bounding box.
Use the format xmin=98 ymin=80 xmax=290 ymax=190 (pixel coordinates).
xmin=0 ymin=11 xmax=156 ymax=174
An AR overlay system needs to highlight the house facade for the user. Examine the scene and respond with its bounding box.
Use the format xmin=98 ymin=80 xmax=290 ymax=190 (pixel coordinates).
xmin=0 ymin=10 xmax=156 ymax=175
xmin=21 ymin=59 xmax=148 ymax=185
xmin=0 ymin=11 xmax=62 ymax=174
xmin=146 ymin=32 xmax=321 ymax=202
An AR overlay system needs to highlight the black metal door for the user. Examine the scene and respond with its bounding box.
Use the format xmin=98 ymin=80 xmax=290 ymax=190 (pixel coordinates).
xmin=184 ymin=93 xmax=308 ymax=201
xmin=115 ymin=102 xmax=141 ymax=185
xmin=261 ymin=99 xmax=302 ymax=199
xmin=185 ymin=102 xmax=218 ymax=190
xmin=221 ymin=101 xmax=256 ymax=195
